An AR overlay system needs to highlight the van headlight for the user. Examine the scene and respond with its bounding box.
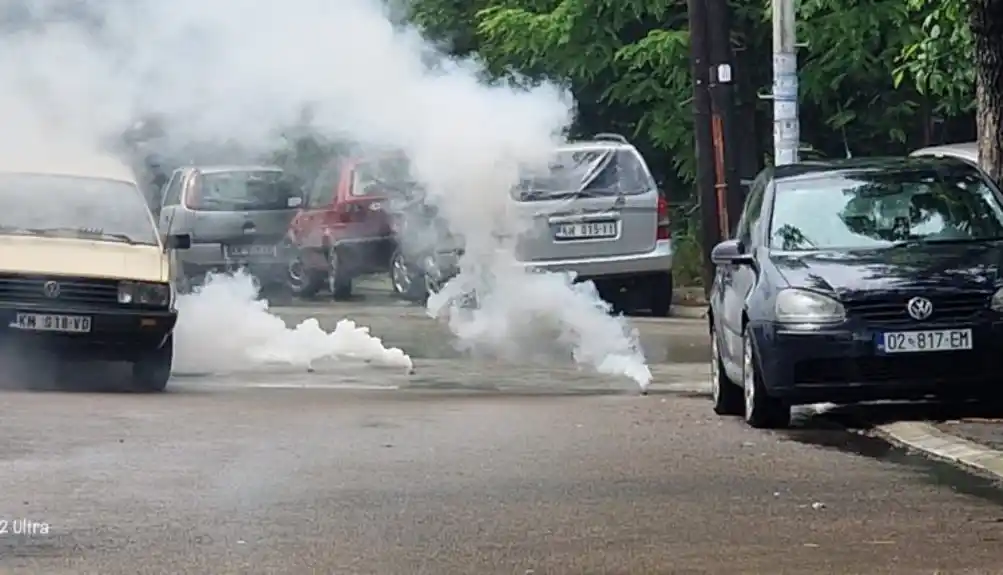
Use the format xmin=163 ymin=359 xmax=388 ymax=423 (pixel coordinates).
xmin=118 ymin=281 xmax=171 ymax=306
xmin=775 ymin=288 xmax=846 ymax=324
xmin=991 ymin=287 xmax=1003 ymax=312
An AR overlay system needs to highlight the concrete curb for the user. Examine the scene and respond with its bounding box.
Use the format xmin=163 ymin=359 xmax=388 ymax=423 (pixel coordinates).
xmin=670 ymin=305 xmax=707 ymax=319
xmin=874 ymin=421 xmax=1003 ymax=479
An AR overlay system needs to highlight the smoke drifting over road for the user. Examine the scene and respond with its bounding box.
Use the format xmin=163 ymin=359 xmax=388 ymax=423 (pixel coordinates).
xmin=0 ymin=0 xmax=651 ymax=388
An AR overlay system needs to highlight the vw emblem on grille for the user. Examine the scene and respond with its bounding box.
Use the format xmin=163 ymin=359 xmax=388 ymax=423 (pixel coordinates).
xmin=42 ymin=281 xmax=60 ymax=298
xmin=906 ymin=296 xmax=933 ymax=320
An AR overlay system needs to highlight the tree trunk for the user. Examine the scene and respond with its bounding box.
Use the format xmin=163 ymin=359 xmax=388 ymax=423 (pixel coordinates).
xmin=920 ymin=96 xmax=932 ymax=147
xmin=971 ymin=0 xmax=1003 ymax=181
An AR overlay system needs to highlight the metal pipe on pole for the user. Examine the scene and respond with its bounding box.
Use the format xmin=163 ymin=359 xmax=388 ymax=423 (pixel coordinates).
xmin=772 ymin=0 xmax=799 ymax=165
xmin=706 ymin=0 xmax=743 ymax=232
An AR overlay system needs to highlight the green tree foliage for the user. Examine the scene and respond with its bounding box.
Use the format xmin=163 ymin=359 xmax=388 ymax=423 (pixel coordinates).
xmin=406 ymin=0 xmax=491 ymax=57
xmin=474 ymin=0 xmax=693 ymax=184
xmin=893 ymin=0 xmax=974 ymax=116
xmin=405 ymin=0 xmax=981 ymax=284
xmin=408 ymin=0 xmax=974 ymax=188
xmin=797 ymin=0 xmax=926 ymax=150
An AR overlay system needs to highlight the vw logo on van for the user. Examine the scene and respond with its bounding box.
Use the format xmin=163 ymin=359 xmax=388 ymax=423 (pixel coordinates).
xmin=906 ymin=297 xmax=933 ymax=321
xmin=43 ymin=281 xmax=60 ymax=298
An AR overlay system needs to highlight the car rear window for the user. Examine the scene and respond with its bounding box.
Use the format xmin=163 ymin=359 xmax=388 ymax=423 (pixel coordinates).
xmin=193 ymin=170 xmax=300 ymax=211
xmin=770 ymin=167 xmax=1003 ymax=251
xmin=351 ymin=156 xmax=415 ymax=197
xmin=513 ymin=148 xmax=652 ymax=201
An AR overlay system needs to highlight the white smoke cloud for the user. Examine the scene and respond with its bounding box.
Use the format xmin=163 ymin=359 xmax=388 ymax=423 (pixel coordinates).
xmin=0 ymin=0 xmax=651 ymax=388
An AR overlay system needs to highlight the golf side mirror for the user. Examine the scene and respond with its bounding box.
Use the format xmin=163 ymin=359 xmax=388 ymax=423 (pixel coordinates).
xmin=711 ymin=239 xmax=754 ymax=266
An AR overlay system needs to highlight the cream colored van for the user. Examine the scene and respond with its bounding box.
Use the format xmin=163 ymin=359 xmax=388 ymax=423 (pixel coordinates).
xmin=0 ymin=163 xmax=191 ymax=392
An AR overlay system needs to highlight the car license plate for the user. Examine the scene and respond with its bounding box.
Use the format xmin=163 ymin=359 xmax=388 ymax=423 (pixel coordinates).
xmin=10 ymin=313 xmax=92 ymax=333
xmin=878 ymin=328 xmax=973 ymax=353
xmin=553 ymin=221 xmax=617 ymax=240
xmin=225 ymin=244 xmax=277 ymax=258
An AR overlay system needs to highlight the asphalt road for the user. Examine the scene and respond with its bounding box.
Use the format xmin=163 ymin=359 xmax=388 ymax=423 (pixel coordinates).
xmin=3 ymin=296 xmax=1003 ymax=574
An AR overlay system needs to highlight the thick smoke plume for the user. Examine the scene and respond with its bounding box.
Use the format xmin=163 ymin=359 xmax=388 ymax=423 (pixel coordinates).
xmin=0 ymin=0 xmax=651 ymax=388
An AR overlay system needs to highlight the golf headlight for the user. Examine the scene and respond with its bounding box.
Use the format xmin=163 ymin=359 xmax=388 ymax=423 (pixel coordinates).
xmin=775 ymin=288 xmax=846 ymax=324
xmin=118 ymin=281 xmax=171 ymax=306
xmin=991 ymin=287 xmax=1003 ymax=312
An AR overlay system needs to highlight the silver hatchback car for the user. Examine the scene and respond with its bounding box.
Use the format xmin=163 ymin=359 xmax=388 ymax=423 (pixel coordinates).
xmin=910 ymin=142 xmax=978 ymax=166
xmin=156 ymin=165 xmax=304 ymax=294
xmin=434 ymin=133 xmax=674 ymax=315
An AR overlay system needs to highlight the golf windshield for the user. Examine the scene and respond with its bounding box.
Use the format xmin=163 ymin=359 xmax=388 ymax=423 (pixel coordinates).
xmin=0 ymin=173 xmax=158 ymax=245
xmin=770 ymin=167 xmax=1003 ymax=251
xmin=195 ymin=170 xmax=300 ymax=211
xmin=513 ymin=149 xmax=650 ymax=201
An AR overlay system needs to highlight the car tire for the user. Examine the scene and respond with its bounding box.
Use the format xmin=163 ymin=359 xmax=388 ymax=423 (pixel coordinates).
xmin=390 ymin=247 xmax=428 ymax=303
xmin=710 ymin=326 xmax=743 ymax=416
xmin=328 ymin=249 xmax=353 ymax=300
xmin=130 ymin=335 xmax=173 ymax=393
xmin=649 ymin=272 xmax=674 ymax=317
xmin=287 ymin=254 xmax=325 ymax=298
xmin=260 ymin=281 xmax=294 ymax=305
xmin=596 ymin=281 xmax=629 ymax=314
xmin=741 ymin=328 xmax=790 ymax=429
xmin=424 ymin=267 xmax=445 ymax=301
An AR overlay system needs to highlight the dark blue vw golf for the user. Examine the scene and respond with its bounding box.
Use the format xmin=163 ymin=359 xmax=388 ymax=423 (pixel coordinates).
xmin=708 ymin=157 xmax=1003 ymax=429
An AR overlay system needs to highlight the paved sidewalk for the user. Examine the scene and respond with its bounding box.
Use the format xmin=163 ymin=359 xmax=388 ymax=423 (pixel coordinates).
xmin=876 ymin=417 xmax=1003 ymax=481
xmin=935 ymin=419 xmax=1003 ymax=452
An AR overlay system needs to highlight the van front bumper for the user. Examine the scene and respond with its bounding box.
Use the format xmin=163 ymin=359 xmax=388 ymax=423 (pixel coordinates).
xmin=0 ymin=302 xmax=176 ymax=361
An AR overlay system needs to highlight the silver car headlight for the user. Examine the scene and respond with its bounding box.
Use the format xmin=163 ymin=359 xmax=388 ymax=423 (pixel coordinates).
xmin=118 ymin=281 xmax=171 ymax=306
xmin=775 ymin=288 xmax=846 ymax=324
xmin=991 ymin=287 xmax=1003 ymax=312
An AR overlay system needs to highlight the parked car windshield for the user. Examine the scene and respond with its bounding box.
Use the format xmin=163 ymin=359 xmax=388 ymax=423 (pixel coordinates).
xmin=0 ymin=173 xmax=158 ymax=245
xmin=513 ymin=148 xmax=650 ymax=201
xmin=196 ymin=170 xmax=300 ymax=211
xmin=769 ymin=168 xmax=1003 ymax=251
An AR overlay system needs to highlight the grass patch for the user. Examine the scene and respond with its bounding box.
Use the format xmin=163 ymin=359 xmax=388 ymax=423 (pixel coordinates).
xmin=672 ymin=229 xmax=704 ymax=289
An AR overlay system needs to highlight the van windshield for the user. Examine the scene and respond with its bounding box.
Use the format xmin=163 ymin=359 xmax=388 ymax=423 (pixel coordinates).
xmin=194 ymin=170 xmax=300 ymax=211
xmin=0 ymin=173 xmax=158 ymax=245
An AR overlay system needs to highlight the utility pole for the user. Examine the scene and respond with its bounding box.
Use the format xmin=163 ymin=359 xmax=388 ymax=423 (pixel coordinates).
xmin=772 ymin=0 xmax=799 ymax=165
xmin=687 ymin=0 xmax=719 ymax=294
xmin=706 ymin=0 xmax=743 ymax=231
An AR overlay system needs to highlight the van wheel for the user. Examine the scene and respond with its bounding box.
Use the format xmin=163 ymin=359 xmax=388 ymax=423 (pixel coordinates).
xmin=287 ymin=255 xmax=325 ymax=298
xmin=130 ymin=335 xmax=173 ymax=393
xmin=328 ymin=250 xmax=353 ymax=300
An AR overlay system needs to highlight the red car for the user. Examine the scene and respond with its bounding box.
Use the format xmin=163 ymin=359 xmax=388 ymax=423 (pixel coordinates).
xmin=285 ymin=156 xmax=398 ymax=299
